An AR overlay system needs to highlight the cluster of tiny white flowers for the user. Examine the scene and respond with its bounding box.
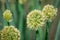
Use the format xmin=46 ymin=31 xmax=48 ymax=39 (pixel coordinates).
xmin=1 ymin=26 xmax=21 ymax=40
xmin=42 ymin=4 xmax=57 ymax=21
xmin=27 ymin=9 xmax=46 ymax=30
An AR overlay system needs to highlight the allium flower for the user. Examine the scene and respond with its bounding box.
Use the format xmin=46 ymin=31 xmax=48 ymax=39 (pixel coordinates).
xmin=42 ymin=4 xmax=57 ymax=21
xmin=27 ymin=9 xmax=46 ymax=30
xmin=19 ymin=0 xmax=27 ymax=4
xmin=3 ymin=10 xmax=12 ymax=22
xmin=1 ymin=26 xmax=21 ymax=40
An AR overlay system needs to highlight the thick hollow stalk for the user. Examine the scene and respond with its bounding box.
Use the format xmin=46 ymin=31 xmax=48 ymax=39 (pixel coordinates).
xmin=31 ymin=30 xmax=36 ymax=40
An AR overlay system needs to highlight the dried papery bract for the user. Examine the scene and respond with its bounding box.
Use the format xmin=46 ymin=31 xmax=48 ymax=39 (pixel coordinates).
xmin=27 ymin=9 xmax=46 ymax=30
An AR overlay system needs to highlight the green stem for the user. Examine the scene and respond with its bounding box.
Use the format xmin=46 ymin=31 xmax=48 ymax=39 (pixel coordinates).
xmin=16 ymin=0 xmax=20 ymax=28
xmin=11 ymin=36 xmax=13 ymax=40
xmin=55 ymin=20 xmax=60 ymax=40
xmin=38 ymin=28 xmax=43 ymax=40
xmin=31 ymin=30 xmax=36 ymax=40
xmin=18 ymin=2 xmax=26 ymax=40
xmin=45 ymin=27 xmax=48 ymax=40
xmin=45 ymin=22 xmax=49 ymax=40
xmin=5 ymin=0 xmax=10 ymax=9
xmin=0 ymin=1 xmax=3 ymax=30
xmin=35 ymin=0 xmax=39 ymax=9
xmin=45 ymin=21 xmax=52 ymax=40
xmin=8 ymin=22 xmax=10 ymax=26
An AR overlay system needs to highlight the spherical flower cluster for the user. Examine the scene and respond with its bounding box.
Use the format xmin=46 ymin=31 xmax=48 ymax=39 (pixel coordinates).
xmin=19 ymin=0 xmax=27 ymax=4
xmin=27 ymin=9 xmax=46 ymax=30
xmin=3 ymin=10 xmax=12 ymax=22
xmin=42 ymin=4 xmax=57 ymax=21
xmin=1 ymin=26 xmax=21 ymax=40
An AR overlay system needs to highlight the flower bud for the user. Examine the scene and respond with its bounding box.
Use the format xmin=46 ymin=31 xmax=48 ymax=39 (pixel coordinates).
xmin=19 ymin=0 xmax=27 ymax=4
xmin=3 ymin=10 xmax=12 ymax=22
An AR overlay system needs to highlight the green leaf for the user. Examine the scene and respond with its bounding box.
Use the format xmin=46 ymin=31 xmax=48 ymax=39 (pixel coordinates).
xmin=55 ymin=20 xmax=60 ymax=40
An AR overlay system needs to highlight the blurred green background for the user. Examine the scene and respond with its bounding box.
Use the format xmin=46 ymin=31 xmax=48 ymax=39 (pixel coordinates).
xmin=0 ymin=0 xmax=60 ymax=40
